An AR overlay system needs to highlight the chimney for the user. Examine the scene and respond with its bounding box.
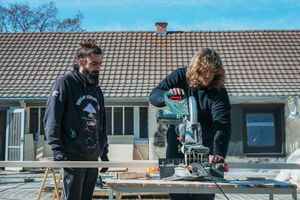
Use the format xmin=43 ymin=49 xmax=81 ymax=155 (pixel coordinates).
xmin=155 ymin=22 xmax=168 ymax=35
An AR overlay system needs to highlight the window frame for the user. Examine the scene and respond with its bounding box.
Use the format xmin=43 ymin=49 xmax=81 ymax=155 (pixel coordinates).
xmin=242 ymin=104 xmax=285 ymax=156
xmin=105 ymin=106 xmax=148 ymax=139
xmin=29 ymin=106 xmax=45 ymax=136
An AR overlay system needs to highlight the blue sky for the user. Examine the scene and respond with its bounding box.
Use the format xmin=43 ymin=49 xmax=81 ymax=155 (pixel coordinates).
xmin=1 ymin=0 xmax=300 ymax=31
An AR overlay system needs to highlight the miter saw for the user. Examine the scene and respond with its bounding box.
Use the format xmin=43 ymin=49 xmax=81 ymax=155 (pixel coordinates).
xmin=156 ymin=92 xmax=228 ymax=181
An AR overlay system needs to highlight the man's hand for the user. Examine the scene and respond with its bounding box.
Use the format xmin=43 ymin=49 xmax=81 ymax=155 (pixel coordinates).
xmin=53 ymin=150 xmax=66 ymax=161
xmin=100 ymin=154 xmax=109 ymax=173
xmin=169 ymin=88 xmax=185 ymax=95
xmin=209 ymin=155 xmax=224 ymax=163
xmin=99 ymin=167 xmax=108 ymax=173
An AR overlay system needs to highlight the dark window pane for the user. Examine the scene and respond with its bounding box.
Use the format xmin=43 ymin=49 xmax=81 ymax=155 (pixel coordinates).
xmin=30 ymin=108 xmax=39 ymax=135
xmin=125 ymin=107 xmax=134 ymax=135
xmin=105 ymin=107 xmax=112 ymax=135
xmin=40 ymin=108 xmax=45 ymax=135
xmin=114 ymin=107 xmax=123 ymax=135
xmin=139 ymin=107 xmax=148 ymax=138
xmin=243 ymin=105 xmax=284 ymax=155
xmin=246 ymin=113 xmax=275 ymax=147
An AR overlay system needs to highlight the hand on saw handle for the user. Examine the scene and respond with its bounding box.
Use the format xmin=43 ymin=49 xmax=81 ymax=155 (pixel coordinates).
xmin=209 ymin=155 xmax=229 ymax=172
xmin=169 ymin=88 xmax=185 ymax=97
xmin=209 ymin=155 xmax=225 ymax=163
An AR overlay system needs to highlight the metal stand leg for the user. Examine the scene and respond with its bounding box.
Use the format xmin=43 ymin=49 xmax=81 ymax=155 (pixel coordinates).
xmin=109 ymin=188 xmax=114 ymax=200
xmin=269 ymin=194 xmax=273 ymax=200
xmin=116 ymin=192 xmax=122 ymax=200
xmin=292 ymin=189 xmax=297 ymax=200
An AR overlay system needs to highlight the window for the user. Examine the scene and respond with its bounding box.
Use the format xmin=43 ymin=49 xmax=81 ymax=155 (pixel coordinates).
xmin=105 ymin=106 xmax=134 ymax=136
xmin=105 ymin=106 xmax=147 ymax=138
xmin=243 ymin=105 xmax=284 ymax=155
xmin=139 ymin=107 xmax=148 ymax=138
xmin=29 ymin=107 xmax=45 ymax=140
xmin=124 ymin=107 xmax=134 ymax=135
xmin=105 ymin=107 xmax=112 ymax=135
xmin=40 ymin=108 xmax=45 ymax=135
xmin=114 ymin=107 xmax=123 ymax=135
xmin=30 ymin=108 xmax=39 ymax=134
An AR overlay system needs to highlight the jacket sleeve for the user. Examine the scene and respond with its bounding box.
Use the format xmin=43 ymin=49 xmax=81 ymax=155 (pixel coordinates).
xmin=211 ymin=88 xmax=231 ymax=158
xmin=98 ymin=89 xmax=109 ymax=160
xmin=149 ymin=67 xmax=187 ymax=107
xmin=43 ymin=77 xmax=67 ymax=151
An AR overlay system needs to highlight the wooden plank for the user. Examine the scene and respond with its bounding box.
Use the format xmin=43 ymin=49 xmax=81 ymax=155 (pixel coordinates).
xmin=1 ymin=161 xmax=300 ymax=170
xmin=227 ymin=162 xmax=300 ymax=169
xmin=107 ymin=179 xmax=296 ymax=189
xmin=117 ymin=172 xmax=147 ymax=179
xmin=44 ymin=185 xmax=169 ymax=198
xmin=0 ymin=160 xmax=157 ymax=168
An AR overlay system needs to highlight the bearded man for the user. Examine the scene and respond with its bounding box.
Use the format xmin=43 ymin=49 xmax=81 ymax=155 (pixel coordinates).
xmin=44 ymin=39 xmax=109 ymax=200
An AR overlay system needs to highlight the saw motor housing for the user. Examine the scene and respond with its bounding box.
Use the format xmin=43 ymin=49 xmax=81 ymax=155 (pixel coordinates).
xmin=157 ymin=92 xmax=227 ymax=179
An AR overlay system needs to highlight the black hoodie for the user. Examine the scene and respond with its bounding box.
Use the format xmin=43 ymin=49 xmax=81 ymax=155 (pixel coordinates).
xmin=149 ymin=67 xmax=231 ymax=158
xmin=44 ymin=69 xmax=108 ymax=160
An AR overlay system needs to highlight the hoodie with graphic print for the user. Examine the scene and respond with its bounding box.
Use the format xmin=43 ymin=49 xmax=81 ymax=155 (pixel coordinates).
xmin=44 ymin=69 xmax=108 ymax=160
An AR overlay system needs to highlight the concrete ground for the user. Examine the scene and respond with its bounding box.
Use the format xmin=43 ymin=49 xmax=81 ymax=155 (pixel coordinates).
xmin=0 ymin=169 xmax=299 ymax=200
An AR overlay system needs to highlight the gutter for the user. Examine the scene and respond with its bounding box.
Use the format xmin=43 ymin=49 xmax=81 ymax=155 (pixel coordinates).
xmin=0 ymin=97 xmax=47 ymax=101
xmin=229 ymin=96 xmax=289 ymax=104
xmin=0 ymin=95 xmax=291 ymax=105
xmin=0 ymin=97 xmax=47 ymax=108
xmin=105 ymin=97 xmax=148 ymax=103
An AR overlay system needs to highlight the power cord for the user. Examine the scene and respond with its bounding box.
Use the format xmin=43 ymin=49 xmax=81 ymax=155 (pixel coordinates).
xmin=199 ymin=162 xmax=229 ymax=200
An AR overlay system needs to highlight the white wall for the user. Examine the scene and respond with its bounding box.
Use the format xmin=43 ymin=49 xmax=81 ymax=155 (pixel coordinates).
xmin=148 ymin=104 xmax=160 ymax=160
xmin=284 ymin=102 xmax=300 ymax=156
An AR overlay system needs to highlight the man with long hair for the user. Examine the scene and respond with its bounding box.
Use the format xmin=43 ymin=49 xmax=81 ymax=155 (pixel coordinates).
xmin=44 ymin=39 xmax=109 ymax=200
xmin=149 ymin=48 xmax=231 ymax=200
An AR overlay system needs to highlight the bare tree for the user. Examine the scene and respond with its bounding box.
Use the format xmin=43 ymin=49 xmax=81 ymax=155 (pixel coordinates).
xmin=56 ymin=12 xmax=84 ymax=32
xmin=7 ymin=3 xmax=35 ymax=32
xmin=34 ymin=2 xmax=58 ymax=32
xmin=0 ymin=6 xmax=9 ymax=32
xmin=0 ymin=2 xmax=84 ymax=32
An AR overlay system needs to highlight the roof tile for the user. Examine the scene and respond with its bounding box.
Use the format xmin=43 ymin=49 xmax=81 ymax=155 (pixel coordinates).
xmin=0 ymin=30 xmax=300 ymax=99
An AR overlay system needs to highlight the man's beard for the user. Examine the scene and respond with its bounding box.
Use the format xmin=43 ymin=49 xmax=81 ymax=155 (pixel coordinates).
xmin=81 ymin=68 xmax=99 ymax=85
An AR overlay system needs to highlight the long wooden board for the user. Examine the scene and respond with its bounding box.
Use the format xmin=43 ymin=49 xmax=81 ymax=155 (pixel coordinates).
xmin=1 ymin=161 xmax=300 ymax=169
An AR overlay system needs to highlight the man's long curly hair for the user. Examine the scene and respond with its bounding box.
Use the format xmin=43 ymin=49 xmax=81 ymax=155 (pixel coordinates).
xmin=186 ymin=48 xmax=225 ymax=89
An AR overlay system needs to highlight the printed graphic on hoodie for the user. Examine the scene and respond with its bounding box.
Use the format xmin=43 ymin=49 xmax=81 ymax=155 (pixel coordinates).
xmin=76 ymin=95 xmax=100 ymax=150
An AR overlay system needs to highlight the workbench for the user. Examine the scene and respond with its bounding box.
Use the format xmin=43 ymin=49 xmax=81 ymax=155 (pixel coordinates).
xmin=106 ymin=179 xmax=297 ymax=200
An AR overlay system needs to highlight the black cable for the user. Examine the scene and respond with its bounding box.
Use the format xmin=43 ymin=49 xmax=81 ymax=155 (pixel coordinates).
xmin=199 ymin=162 xmax=229 ymax=200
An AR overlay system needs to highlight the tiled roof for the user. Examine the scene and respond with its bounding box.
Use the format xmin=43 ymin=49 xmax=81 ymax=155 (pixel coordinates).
xmin=0 ymin=30 xmax=299 ymax=99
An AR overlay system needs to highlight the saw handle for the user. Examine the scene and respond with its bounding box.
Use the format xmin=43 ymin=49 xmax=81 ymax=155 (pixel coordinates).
xmin=215 ymin=162 xmax=229 ymax=172
xmin=166 ymin=92 xmax=184 ymax=101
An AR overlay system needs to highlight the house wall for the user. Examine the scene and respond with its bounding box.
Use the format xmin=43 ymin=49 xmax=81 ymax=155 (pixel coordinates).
xmin=148 ymin=104 xmax=159 ymax=160
xmin=133 ymin=142 xmax=149 ymax=160
xmin=148 ymin=101 xmax=300 ymax=162
xmin=284 ymin=103 xmax=300 ymax=156
xmin=3 ymin=98 xmax=299 ymax=162
xmin=227 ymin=105 xmax=243 ymax=156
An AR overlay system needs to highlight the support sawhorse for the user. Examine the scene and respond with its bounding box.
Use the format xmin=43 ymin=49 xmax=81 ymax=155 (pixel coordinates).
xmin=37 ymin=167 xmax=62 ymax=200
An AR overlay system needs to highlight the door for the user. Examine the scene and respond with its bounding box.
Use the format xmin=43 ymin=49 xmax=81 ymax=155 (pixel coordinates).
xmin=5 ymin=108 xmax=25 ymax=161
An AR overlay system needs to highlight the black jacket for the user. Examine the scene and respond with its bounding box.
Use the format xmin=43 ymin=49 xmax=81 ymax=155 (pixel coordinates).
xmin=149 ymin=67 xmax=231 ymax=158
xmin=44 ymin=69 xmax=108 ymax=160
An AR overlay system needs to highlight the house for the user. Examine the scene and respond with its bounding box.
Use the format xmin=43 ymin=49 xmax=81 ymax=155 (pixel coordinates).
xmin=0 ymin=23 xmax=299 ymax=163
